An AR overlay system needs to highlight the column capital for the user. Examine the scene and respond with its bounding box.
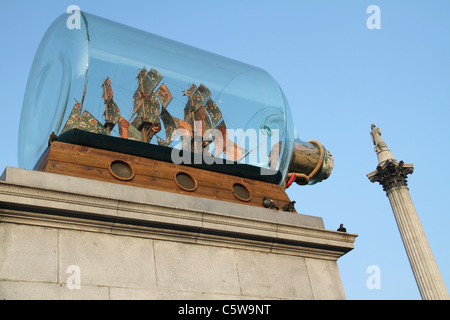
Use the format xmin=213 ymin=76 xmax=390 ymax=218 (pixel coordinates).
xmin=367 ymin=159 xmax=414 ymax=192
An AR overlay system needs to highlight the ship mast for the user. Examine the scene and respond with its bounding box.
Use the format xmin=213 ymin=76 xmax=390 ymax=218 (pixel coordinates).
xmin=131 ymin=68 xmax=163 ymax=143
xmin=102 ymin=77 xmax=120 ymax=135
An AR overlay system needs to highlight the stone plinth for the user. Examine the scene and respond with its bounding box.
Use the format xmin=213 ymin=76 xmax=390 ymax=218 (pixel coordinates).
xmin=0 ymin=167 xmax=356 ymax=300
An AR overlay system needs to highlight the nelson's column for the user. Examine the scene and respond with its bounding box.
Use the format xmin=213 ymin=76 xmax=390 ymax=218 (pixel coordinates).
xmin=367 ymin=124 xmax=449 ymax=300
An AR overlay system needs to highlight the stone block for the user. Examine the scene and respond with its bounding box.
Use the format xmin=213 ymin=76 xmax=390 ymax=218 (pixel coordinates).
xmin=235 ymin=249 xmax=314 ymax=299
xmin=305 ymin=258 xmax=346 ymax=299
xmin=0 ymin=223 xmax=58 ymax=283
xmin=153 ymin=240 xmax=241 ymax=295
xmin=58 ymin=229 xmax=156 ymax=289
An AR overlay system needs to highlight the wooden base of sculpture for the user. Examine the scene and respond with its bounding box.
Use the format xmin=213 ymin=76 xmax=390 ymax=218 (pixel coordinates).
xmin=35 ymin=141 xmax=295 ymax=212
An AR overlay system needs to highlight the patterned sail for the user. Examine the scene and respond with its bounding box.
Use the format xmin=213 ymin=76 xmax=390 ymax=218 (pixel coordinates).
xmin=61 ymin=100 xmax=83 ymax=134
xmin=78 ymin=111 xmax=108 ymax=135
xmin=204 ymin=98 xmax=222 ymax=127
xmin=146 ymin=119 xmax=161 ymax=142
xmin=160 ymin=108 xmax=178 ymax=144
xmin=135 ymin=68 xmax=160 ymax=96
xmin=148 ymin=68 xmax=162 ymax=90
xmin=61 ymin=101 xmax=108 ymax=135
xmin=213 ymin=120 xmax=227 ymax=157
xmin=211 ymin=119 xmax=248 ymax=161
xmin=195 ymin=106 xmax=212 ymax=134
xmin=155 ymin=83 xmax=172 ymax=108
xmin=197 ymin=84 xmax=211 ymax=102
xmin=118 ymin=116 xmax=143 ymax=141
xmin=172 ymin=116 xmax=193 ymax=139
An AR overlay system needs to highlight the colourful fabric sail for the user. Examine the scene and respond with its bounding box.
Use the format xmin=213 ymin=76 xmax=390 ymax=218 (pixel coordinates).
xmin=148 ymin=68 xmax=162 ymax=91
xmin=204 ymin=98 xmax=222 ymax=127
xmin=155 ymin=83 xmax=172 ymax=108
xmin=173 ymin=116 xmax=193 ymax=138
xmin=61 ymin=100 xmax=82 ymax=134
xmin=197 ymin=84 xmax=211 ymax=102
xmin=160 ymin=108 xmax=178 ymax=144
xmin=78 ymin=110 xmax=108 ymax=135
xmin=118 ymin=116 xmax=143 ymax=141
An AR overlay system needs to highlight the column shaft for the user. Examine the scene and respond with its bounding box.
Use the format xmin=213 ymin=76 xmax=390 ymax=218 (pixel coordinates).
xmin=386 ymin=186 xmax=449 ymax=300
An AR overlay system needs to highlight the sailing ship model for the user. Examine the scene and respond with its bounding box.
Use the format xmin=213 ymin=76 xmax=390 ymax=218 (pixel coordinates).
xmin=60 ymin=67 xmax=246 ymax=162
xmin=39 ymin=66 xmax=295 ymax=211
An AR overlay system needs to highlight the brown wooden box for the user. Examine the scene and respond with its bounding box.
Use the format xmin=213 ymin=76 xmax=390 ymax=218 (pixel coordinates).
xmin=35 ymin=141 xmax=295 ymax=211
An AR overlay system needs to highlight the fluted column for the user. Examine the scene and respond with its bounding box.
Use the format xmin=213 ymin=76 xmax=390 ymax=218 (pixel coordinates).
xmin=367 ymin=124 xmax=449 ymax=300
xmin=387 ymin=185 xmax=449 ymax=300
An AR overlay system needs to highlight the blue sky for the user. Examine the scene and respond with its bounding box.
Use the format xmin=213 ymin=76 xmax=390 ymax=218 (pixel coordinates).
xmin=1 ymin=1 xmax=449 ymax=300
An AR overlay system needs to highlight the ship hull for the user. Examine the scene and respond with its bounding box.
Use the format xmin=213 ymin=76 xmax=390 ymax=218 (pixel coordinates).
xmin=34 ymin=130 xmax=292 ymax=211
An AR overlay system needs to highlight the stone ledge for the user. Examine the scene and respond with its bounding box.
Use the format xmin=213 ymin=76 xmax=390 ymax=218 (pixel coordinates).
xmin=0 ymin=167 xmax=357 ymax=261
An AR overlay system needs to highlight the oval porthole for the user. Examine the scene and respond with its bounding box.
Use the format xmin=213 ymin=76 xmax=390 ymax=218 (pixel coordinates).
xmin=175 ymin=172 xmax=197 ymax=192
xmin=232 ymin=183 xmax=252 ymax=202
xmin=108 ymin=160 xmax=135 ymax=181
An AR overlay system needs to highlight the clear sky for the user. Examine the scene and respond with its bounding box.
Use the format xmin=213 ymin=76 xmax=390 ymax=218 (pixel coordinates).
xmin=1 ymin=1 xmax=449 ymax=300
